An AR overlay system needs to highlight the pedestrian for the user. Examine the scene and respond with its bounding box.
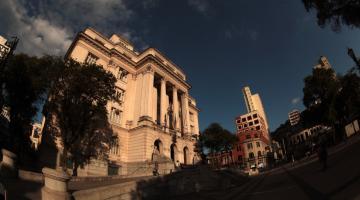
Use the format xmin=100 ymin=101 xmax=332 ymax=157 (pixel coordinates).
xmin=317 ymin=142 xmax=328 ymax=171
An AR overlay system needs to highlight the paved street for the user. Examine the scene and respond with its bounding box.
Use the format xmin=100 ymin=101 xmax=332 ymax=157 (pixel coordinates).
xmin=175 ymin=135 xmax=360 ymax=200
xmin=3 ymin=135 xmax=360 ymax=199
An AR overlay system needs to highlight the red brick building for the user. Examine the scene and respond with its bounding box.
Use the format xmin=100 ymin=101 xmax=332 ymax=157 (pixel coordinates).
xmin=232 ymin=111 xmax=271 ymax=169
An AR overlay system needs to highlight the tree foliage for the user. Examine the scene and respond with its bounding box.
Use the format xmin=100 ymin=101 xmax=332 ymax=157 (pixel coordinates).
xmin=336 ymin=69 xmax=360 ymax=122
xmin=201 ymin=123 xmax=238 ymax=154
xmin=302 ymin=68 xmax=341 ymax=125
xmin=302 ymin=0 xmax=360 ymax=31
xmin=1 ymin=54 xmax=62 ymax=154
xmin=43 ymin=60 xmax=118 ymax=176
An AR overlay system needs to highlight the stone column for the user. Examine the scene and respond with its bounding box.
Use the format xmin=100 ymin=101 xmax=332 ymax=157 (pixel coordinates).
xmin=181 ymin=93 xmax=190 ymax=135
xmin=139 ymin=66 xmax=154 ymax=125
xmin=41 ymin=168 xmax=71 ymax=200
xmin=0 ymin=149 xmax=18 ymax=178
xmin=172 ymin=87 xmax=179 ymax=130
xmin=160 ymin=78 xmax=167 ymax=127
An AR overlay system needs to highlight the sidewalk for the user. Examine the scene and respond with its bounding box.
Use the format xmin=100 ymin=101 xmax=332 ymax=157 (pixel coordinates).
xmin=264 ymin=133 xmax=360 ymax=175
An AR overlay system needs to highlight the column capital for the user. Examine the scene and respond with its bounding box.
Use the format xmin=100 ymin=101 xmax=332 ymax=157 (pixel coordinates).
xmin=161 ymin=77 xmax=167 ymax=83
xmin=142 ymin=65 xmax=154 ymax=74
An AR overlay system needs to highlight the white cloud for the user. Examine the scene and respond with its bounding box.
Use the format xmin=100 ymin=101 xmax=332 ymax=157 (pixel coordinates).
xmin=291 ymin=97 xmax=301 ymax=105
xmin=0 ymin=0 xmax=72 ymax=56
xmin=0 ymin=0 xmax=145 ymax=56
xmin=188 ymin=0 xmax=210 ymax=15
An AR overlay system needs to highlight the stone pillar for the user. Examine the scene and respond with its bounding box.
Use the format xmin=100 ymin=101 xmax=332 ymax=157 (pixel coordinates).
xmin=0 ymin=149 xmax=18 ymax=178
xmin=181 ymin=93 xmax=190 ymax=135
xmin=160 ymin=78 xmax=167 ymax=127
xmin=42 ymin=168 xmax=71 ymax=200
xmin=139 ymin=66 xmax=154 ymax=126
xmin=172 ymin=87 xmax=179 ymax=130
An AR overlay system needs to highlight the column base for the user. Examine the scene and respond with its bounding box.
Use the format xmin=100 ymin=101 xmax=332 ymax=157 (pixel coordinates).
xmin=42 ymin=167 xmax=71 ymax=200
xmin=138 ymin=116 xmax=154 ymax=126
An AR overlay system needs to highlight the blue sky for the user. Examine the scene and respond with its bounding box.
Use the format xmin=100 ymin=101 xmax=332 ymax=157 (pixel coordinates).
xmin=1 ymin=0 xmax=360 ymax=132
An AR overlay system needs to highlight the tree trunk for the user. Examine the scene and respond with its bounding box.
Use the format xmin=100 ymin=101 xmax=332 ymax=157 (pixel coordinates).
xmin=72 ymin=160 xmax=78 ymax=176
xmin=62 ymin=147 xmax=68 ymax=172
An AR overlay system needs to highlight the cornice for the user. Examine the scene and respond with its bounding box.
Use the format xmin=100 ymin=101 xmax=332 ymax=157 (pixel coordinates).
xmin=66 ymin=31 xmax=192 ymax=90
xmin=189 ymin=104 xmax=200 ymax=112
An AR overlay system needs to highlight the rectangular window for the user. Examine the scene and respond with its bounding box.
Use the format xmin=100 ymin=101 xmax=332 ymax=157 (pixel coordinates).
xmin=254 ymin=120 xmax=259 ymax=124
xmin=110 ymin=141 xmax=119 ymax=155
xmin=253 ymin=114 xmax=258 ymax=118
xmin=256 ymin=142 xmax=260 ymax=147
xmin=117 ymin=68 xmax=128 ymax=82
xmin=246 ymin=134 xmax=251 ymax=139
xmin=256 ymin=126 xmax=260 ymax=130
xmin=247 ymin=116 xmax=252 ymax=120
xmin=244 ymin=124 xmax=248 ymax=128
xmin=115 ymin=88 xmax=125 ymax=103
xmin=254 ymin=134 xmax=258 ymax=138
xmin=242 ymin=118 xmax=246 ymax=122
xmin=247 ymin=143 xmax=253 ymax=149
xmin=85 ymin=52 xmax=98 ymax=65
xmin=190 ymin=125 xmax=195 ymax=134
xmin=190 ymin=112 xmax=194 ymax=122
xmin=249 ymin=121 xmax=253 ymax=126
xmin=110 ymin=107 xmax=121 ymax=124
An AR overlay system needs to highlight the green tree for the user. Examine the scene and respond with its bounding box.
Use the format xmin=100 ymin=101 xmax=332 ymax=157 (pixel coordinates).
xmin=2 ymin=54 xmax=61 ymax=155
xmin=302 ymin=0 xmax=360 ymax=31
xmin=336 ymin=70 xmax=360 ymax=123
xmin=303 ymin=68 xmax=341 ymax=124
xmin=43 ymin=60 xmax=117 ymax=176
xmin=201 ymin=123 xmax=238 ymax=166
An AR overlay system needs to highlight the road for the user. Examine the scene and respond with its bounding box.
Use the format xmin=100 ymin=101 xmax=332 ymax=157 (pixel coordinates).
xmin=173 ymin=135 xmax=360 ymax=200
xmin=3 ymin=135 xmax=360 ymax=199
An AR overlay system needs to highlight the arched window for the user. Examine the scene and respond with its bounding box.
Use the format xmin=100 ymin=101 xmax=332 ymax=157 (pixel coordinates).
xmin=170 ymin=144 xmax=177 ymax=161
xmin=183 ymin=147 xmax=189 ymax=165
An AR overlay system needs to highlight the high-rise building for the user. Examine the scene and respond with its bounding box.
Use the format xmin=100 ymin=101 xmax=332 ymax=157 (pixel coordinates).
xmin=242 ymin=86 xmax=269 ymax=131
xmin=288 ymin=109 xmax=301 ymax=126
xmin=41 ymin=28 xmax=200 ymax=176
xmin=232 ymin=111 xmax=271 ymax=170
xmin=232 ymin=86 xmax=271 ymax=173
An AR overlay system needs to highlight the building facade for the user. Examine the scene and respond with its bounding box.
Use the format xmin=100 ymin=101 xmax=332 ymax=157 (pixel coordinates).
xmin=314 ymin=56 xmax=331 ymax=70
xmin=288 ymin=109 xmax=301 ymax=126
xmin=288 ymin=125 xmax=323 ymax=146
xmin=232 ymin=111 xmax=271 ymax=170
xmin=42 ymin=28 xmax=200 ymax=176
xmin=0 ymin=35 xmax=10 ymax=60
xmin=242 ymin=86 xmax=269 ymax=131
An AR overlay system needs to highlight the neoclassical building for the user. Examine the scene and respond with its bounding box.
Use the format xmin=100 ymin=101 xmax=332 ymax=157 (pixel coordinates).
xmin=43 ymin=28 xmax=200 ymax=176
